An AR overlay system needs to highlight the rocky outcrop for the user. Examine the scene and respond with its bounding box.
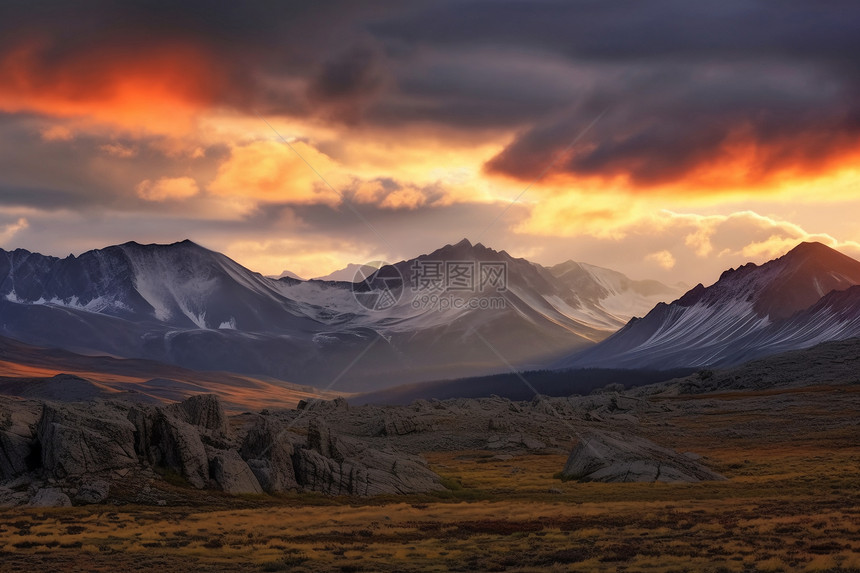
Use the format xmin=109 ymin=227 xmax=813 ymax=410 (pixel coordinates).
xmin=208 ymin=448 xmax=262 ymax=494
xmin=0 ymin=393 xmax=451 ymax=504
xmin=306 ymin=419 xmax=340 ymax=460
xmin=239 ymin=416 xmax=299 ymax=493
xmin=74 ymin=479 xmax=110 ymax=504
xmin=168 ymin=394 xmax=230 ymax=436
xmin=128 ymin=393 xmax=236 ymax=489
xmin=382 ymin=411 xmax=437 ymax=436
xmin=0 ymin=397 xmax=41 ymax=481
xmin=294 ymin=418 xmax=444 ymax=496
xmin=28 ymin=487 xmax=72 ymax=507
xmin=38 ymin=403 xmax=138 ymax=479
xmin=128 ymin=406 xmax=210 ymax=488
xmin=561 ymin=430 xmax=724 ymax=483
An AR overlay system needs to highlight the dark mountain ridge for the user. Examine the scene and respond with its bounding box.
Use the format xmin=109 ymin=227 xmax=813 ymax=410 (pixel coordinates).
xmin=558 ymin=242 xmax=860 ymax=370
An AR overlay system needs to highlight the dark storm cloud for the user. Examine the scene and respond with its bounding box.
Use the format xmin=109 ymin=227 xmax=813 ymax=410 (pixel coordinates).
xmin=309 ymin=47 xmax=386 ymax=101
xmin=371 ymin=0 xmax=860 ymax=66
xmin=485 ymin=62 xmax=860 ymax=185
xmin=366 ymin=0 xmax=860 ymax=185
xmin=3 ymin=1 xmax=860 ymax=188
xmin=0 ymin=0 xmax=415 ymax=117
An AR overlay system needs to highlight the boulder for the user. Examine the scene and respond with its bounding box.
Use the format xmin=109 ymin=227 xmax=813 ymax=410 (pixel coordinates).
xmin=561 ymin=430 xmax=724 ymax=483
xmin=0 ymin=430 xmax=36 ymax=481
xmin=74 ymin=479 xmax=110 ymax=504
xmin=239 ymin=417 xmax=298 ymax=493
xmin=28 ymin=487 xmax=72 ymax=507
xmin=307 ymin=418 xmax=341 ymax=461
xmin=295 ymin=424 xmax=443 ymax=496
xmin=128 ymin=407 xmax=209 ymax=488
xmin=208 ymin=449 xmax=262 ymax=494
xmin=38 ymin=403 xmax=138 ymax=479
xmin=167 ymin=394 xmax=229 ymax=436
xmin=0 ymin=398 xmax=42 ymax=481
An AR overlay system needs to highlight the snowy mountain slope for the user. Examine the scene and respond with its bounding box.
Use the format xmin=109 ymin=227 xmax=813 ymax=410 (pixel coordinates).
xmin=0 ymin=240 xmax=323 ymax=332
xmin=548 ymin=260 xmax=684 ymax=322
xmin=557 ymin=242 xmax=860 ymax=370
xmin=736 ymin=285 xmax=860 ymax=363
xmin=312 ymin=263 xmax=376 ymax=282
xmin=269 ymin=269 xmax=304 ymax=280
xmin=272 ymin=240 xmax=635 ymax=377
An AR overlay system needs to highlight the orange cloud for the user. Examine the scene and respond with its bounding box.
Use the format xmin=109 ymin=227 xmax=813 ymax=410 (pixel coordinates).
xmin=646 ymin=250 xmax=676 ymax=270
xmin=208 ymin=140 xmax=343 ymax=206
xmin=0 ymin=40 xmax=224 ymax=134
xmin=651 ymin=131 xmax=860 ymax=197
xmin=136 ymin=177 xmax=199 ymax=202
xmin=513 ymin=188 xmax=639 ymax=239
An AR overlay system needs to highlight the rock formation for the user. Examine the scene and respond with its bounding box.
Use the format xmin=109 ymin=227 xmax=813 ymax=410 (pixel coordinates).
xmin=561 ymin=429 xmax=724 ymax=483
xmin=295 ymin=418 xmax=444 ymax=496
xmin=38 ymin=402 xmax=138 ymax=479
xmin=0 ymin=394 xmax=446 ymax=505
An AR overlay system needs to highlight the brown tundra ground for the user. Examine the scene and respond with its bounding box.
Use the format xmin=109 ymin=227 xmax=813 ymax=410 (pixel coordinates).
xmin=1 ymin=384 xmax=859 ymax=572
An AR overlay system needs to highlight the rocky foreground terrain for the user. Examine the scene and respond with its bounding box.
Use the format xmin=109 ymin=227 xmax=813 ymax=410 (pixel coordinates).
xmin=2 ymin=385 xmax=727 ymax=507
xmin=0 ymin=339 xmax=858 ymax=572
xmin=2 ymin=336 xmax=859 ymax=508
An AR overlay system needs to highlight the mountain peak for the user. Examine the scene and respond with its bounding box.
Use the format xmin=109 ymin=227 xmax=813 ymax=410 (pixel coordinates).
xmin=119 ymin=239 xmax=202 ymax=250
xmin=781 ymin=241 xmax=847 ymax=266
xmin=453 ymin=238 xmax=473 ymax=249
xmin=786 ymin=240 xmax=831 ymax=254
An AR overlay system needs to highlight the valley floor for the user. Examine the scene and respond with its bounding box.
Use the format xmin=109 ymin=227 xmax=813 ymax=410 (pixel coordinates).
xmin=1 ymin=384 xmax=859 ymax=572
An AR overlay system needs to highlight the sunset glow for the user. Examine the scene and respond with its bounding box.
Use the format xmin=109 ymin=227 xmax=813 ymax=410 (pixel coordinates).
xmin=1 ymin=2 xmax=859 ymax=285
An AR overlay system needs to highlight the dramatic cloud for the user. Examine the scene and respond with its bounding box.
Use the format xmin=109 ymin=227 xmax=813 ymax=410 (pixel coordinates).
xmin=0 ymin=41 xmax=226 ymax=134
xmin=658 ymin=210 xmax=860 ymax=262
xmin=2 ymin=1 xmax=860 ymax=284
xmin=207 ymin=140 xmax=343 ymax=207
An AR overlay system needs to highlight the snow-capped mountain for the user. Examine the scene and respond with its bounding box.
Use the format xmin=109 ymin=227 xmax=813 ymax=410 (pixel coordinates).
xmin=0 ymin=238 xmax=677 ymax=391
xmin=312 ymin=263 xmax=377 ymax=282
xmin=548 ymin=260 xmax=684 ymax=322
xmin=557 ymin=242 xmax=860 ymax=370
xmin=269 ymin=269 xmax=304 ymax=281
xmin=0 ymin=240 xmax=319 ymax=331
xmin=273 ymin=239 xmax=681 ymax=378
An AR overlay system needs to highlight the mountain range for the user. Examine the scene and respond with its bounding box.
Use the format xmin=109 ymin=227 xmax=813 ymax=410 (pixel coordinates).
xmin=0 ymin=238 xmax=681 ymax=391
xmin=3 ymin=238 xmax=860 ymax=397
xmin=557 ymin=241 xmax=860 ymax=370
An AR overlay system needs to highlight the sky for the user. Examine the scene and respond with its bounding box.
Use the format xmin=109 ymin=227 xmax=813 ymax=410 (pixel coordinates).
xmin=1 ymin=0 xmax=860 ymax=286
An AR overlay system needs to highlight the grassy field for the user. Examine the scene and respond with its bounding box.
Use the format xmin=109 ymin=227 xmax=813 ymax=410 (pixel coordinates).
xmin=1 ymin=386 xmax=859 ymax=572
